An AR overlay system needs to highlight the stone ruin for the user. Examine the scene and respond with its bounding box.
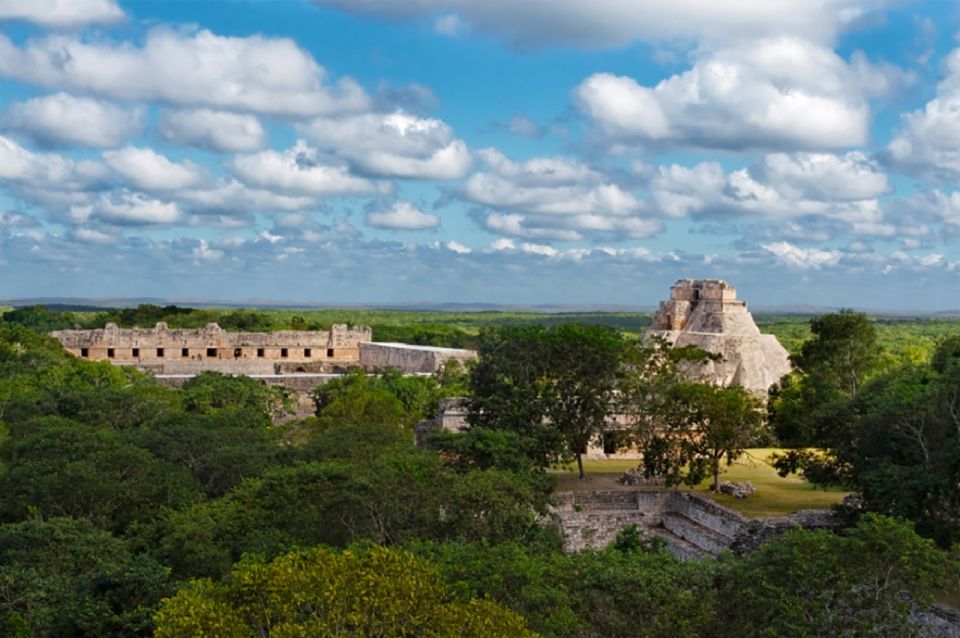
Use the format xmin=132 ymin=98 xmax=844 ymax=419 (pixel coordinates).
xmin=50 ymin=322 xmax=476 ymax=377
xmin=648 ymin=279 xmax=792 ymax=395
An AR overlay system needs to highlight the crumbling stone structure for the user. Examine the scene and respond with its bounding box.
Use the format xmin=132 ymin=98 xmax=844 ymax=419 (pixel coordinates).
xmin=52 ymin=322 xmax=372 ymax=376
xmin=649 ymin=279 xmax=792 ymax=395
xmin=50 ymin=323 xmax=478 ymax=377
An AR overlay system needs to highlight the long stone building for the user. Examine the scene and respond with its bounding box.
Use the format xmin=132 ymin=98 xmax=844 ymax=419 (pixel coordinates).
xmin=50 ymin=322 xmax=476 ymax=376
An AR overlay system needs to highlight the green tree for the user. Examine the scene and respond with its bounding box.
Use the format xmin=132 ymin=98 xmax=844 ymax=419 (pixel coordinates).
xmin=713 ymin=514 xmax=958 ymax=638
xmin=181 ymin=371 xmax=294 ymax=420
xmin=542 ymin=324 xmax=623 ymax=478
xmin=0 ymin=517 xmax=171 ymax=637
xmin=1 ymin=417 xmax=199 ymax=533
xmin=644 ymin=383 xmax=763 ymax=490
xmin=467 ymin=324 xmax=623 ymax=475
xmin=154 ymin=546 xmax=536 ymax=637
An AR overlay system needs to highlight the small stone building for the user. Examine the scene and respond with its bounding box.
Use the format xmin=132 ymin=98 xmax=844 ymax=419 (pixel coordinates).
xmin=648 ymin=279 xmax=792 ymax=395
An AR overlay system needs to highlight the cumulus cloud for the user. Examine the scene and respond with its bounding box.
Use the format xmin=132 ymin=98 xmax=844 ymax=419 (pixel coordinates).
xmin=762 ymin=241 xmax=842 ymax=269
xmin=70 ymin=191 xmax=182 ymax=226
xmin=0 ymin=0 xmax=123 ymax=28
xmin=0 ymin=134 xmax=106 ymax=192
xmin=650 ymin=151 xmax=894 ymax=236
xmin=0 ymin=28 xmax=370 ymax=117
xmin=159 ymin=109 xmax=266 ymax=152
xmin=445 ymin=240 xmax=471 ymax=253
xmin=574 ymin=38 xmax=888 ymax=151
xmin=230 ymin=140 xmax=389 ymax=198
xmin=312 ymin=0 xmax=886 ymax=49
xmin=3 ymin=93 xmax=142 ymax=148
xmin=103 ymin=147 xmax=205 ymax=191
xmin=299 ymin=110 xmax=471 ymax=179
xmin=462 ymin=148 xmax=662 ymax=242
xmin=886 ymin=49 xmax=960 ymax=180
xmin=505 ymin=115 xmax=542 ymax=138
xmin=365 ymin=201 xmax=440 ymax=230
xmin=177 ymin=180 xmax=316 ymax=215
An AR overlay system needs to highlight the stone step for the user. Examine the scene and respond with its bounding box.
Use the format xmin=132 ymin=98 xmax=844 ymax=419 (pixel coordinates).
xmin=648 ymin=527 xmax=711 ymax=560
xmin=555 ymin=491 xmax=640 ymax=511
xmin=661 ymin=511 xmax=735 ymax=556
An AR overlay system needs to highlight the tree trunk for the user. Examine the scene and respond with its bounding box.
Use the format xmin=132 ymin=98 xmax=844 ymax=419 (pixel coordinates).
xmin=576 ymin=450 xmax=585 ymax=479
xmin=712 ymin=464 xmax=720 ymax=493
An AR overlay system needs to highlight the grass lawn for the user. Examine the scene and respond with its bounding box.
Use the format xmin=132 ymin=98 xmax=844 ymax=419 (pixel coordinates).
xmin=553 ymin=448 xmax=847 ymax=519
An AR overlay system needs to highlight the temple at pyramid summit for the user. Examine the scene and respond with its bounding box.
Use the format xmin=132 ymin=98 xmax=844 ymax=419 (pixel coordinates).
xmin=648 ymin=279 xmax=792 ymax=395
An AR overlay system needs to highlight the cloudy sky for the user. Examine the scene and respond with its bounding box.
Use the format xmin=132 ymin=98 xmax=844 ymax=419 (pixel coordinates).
xmin=1 ymin=0 xmax=959 ymax=309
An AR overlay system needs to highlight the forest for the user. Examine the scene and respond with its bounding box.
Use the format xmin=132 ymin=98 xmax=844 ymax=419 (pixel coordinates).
xmin=0 ymin=305 xmax=957 ymax=637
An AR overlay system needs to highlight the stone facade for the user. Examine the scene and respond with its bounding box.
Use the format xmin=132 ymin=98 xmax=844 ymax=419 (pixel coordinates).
xmin=649 ymin=279 xmax=792 ymax=395
xmin=52 ymin=322 xmax=371 ymax=376
xmin=358 ymin=342 xmax=477 ymax=374
xmin=51 ymin=323 xmax=479 ymax=377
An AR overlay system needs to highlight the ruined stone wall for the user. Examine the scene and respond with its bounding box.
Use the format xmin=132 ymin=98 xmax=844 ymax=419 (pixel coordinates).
xmin=51 ymin=322 xmax=371 ymax=374
xmin=358 ymin=342 xmax=477 ymax=373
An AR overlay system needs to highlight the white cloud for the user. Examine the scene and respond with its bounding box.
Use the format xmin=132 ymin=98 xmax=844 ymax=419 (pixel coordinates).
xmin=574 ymin=38 xmax=886 ymax=151
xmin=0 ymin=134 xmax=105 ymax=191
xmin=886 ymin=49 xmax=960 ymax=179
xmin=0 ymin=28 xmax=370 ymax=117
xmin=464 ymin=149 xmax=641 ymax=216
xmin=73 ymin=227 xmax=118 ymax=244
xmin=299 ymin=110 xmax=471 ymax=179
xmin=103 ymin=147 xmax=205 ymax=191
xmin=0 ymin=210 xmax=34 ymax=227
xmin=763 ymin=241 xmax=842 ymax=268
xmin=650 ymin=152 xmax=892 ymax=235
xmin=230 ymin=140 xmax=389 ymax=197
xmin=178 ymin=180 xmax=316 ymax=214
xmin=482 ymin=212 xmax=583 ymax=241
xmin=71 ymin=191 xmax=182 ymax=226
xmin=0 ymin=0 xmax=123 ymax=28
xmin=365 ymin=201 xmax=441 ymax=230
xmin=159 ymin=109 xmax=266 ymax=152
xmin=446 ymin=240 xmax=471 ymax=253
xmin=521 ymin=242 xmax=558 ymax=257
xmin=3 ymin=93 xmax=142 ymax=148
xmin=192 ymin=239 xmax=223 ymax=262
xmin=489 ymin=238 xmax=516 ymax=251
xmin=312 ymin=0 xmax=886 ymax=49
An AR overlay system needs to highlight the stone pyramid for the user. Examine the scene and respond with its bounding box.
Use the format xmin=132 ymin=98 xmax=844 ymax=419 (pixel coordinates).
xmin=648 ymin=279 xmax=792 ymax=395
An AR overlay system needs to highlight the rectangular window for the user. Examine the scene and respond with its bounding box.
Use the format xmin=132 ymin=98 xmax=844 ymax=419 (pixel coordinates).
xmin=80 ymin=348 xmax=89 ymax=358
xmin=181 ymin=348 xmax=189 ymax=358
xmin=257 ymin=348 xmax=265 ymax=358
xmin=281 ymin=348 xmax=288 ymax=358
xmin=206 ymin=348 xmax=217 ymax=358
xmin=327 ymin=348 xmax=334 ymax=358
xmin=234 ymin=348 xmax=242 ymax=358
xmin=132 ymin=348 xmax=140 ymax=358
xmin=304 ymin=348 xmax=311 ymax=358
xmin=107 ymin=348 xmax=115 ymax=358
xmin=157 ymin=348 xmax=165 ymax=358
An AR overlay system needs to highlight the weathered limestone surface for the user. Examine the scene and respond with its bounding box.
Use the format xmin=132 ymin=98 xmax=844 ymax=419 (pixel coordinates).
xmin=649 ymin=279 xmax=792 ymax=395
xmin=359 ymin=342 xmax=477 ymax=374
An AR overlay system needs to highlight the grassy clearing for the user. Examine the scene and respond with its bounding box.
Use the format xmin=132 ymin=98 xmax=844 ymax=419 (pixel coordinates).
xmin=552 ymin=448 xmax=847 ymax=519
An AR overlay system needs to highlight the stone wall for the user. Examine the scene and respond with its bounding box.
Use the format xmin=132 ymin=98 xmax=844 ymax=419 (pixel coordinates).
xmin=51 ymin=322 xmax=371 ymax=373
xmin=358 ymin=342 xmax=477 ymax=373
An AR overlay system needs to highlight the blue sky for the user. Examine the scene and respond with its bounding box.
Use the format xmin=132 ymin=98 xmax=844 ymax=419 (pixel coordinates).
xmin=1 ymin=0 xmax=959 ymax=309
